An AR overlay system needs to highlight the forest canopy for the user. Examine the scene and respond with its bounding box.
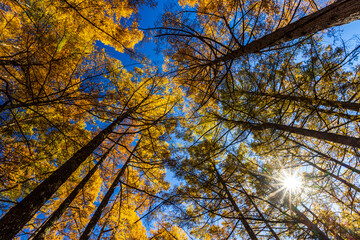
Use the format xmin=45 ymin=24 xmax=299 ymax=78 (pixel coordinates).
xmin=1 ymin=0 xmax=360 ymax=239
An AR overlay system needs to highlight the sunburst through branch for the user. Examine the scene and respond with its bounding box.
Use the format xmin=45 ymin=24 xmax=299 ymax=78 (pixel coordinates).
xmin=266 ymin=169 xmax=304 ymax=207
xmin=281 ymin=171 xmax=302 ymax=193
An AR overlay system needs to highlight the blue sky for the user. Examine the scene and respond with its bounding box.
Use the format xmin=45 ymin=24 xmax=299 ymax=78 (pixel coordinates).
xmin=96 ymin=0 xmax=169 ymax=68
xmin=98 ymin=1 xmax=360 ymax=71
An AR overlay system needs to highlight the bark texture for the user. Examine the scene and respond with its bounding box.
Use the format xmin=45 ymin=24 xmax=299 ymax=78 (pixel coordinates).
xmin=261 ymin=121 xmax=360 ymax=149
xmin=242 ymin=90 xmax=360 ymax=112
xmin=289 ymin=204 xmax=330 ymax=240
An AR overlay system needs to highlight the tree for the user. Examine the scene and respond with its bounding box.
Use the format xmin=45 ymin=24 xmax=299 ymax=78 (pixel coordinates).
xmin=165 ymin=139 xmax=332 ymax=239
xmin=0 ymin=107 xmax=133 ymax=239
xmin=159 ymin=9 xmax=360 ymax=233
xmin=212 ymin=0 xmax=360 ymax=63
xmin=0 ymin=0 xmax=144 ymax=213
xmin=161 ymin=0 xmax=360 ymax=64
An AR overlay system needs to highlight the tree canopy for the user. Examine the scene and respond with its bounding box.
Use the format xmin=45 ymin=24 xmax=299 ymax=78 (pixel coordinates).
xmin=1 ymin=0 xmax=360 ymax=239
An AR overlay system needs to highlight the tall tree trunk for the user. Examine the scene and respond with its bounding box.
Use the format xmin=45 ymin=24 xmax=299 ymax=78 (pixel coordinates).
xmin=217 ymin=115 xmax=360 ymax=148
xmin=323 ymin=188 xmax=360 ymax=217
xmin=241 ymin=90 xmax=360 ymax=112
xmin=300 ymin=203 xmax=357 ymax=240
xmin=0 ymin=109 xmax=133 ymax=239
xmin=213 ymin=166 xmax=259 ymax=240
xmin=79 ymin=139 xmax=140 ymax=240
xmin=289 ymin=138 xmax=360 ymax=176
xmin=287 ymin=203 xmax=330 ymax=240
xmin=289 ymin=150 xmax=360 ymax=193
xmin=236 ymin=177 xmax=280 ymax=240
xmin=31 ymin=136 xmax=123 ymax=240
xmin=0 ymin=96 xmax=94 ymax=114
xmin=261 ymin=121 xmax=360 ymax=148
xmin=214 ymin=0 xmax=360 ymax=63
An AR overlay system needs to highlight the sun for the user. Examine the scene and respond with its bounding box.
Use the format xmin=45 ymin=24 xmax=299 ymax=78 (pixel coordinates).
xmin=269 ymin=169 xmax=303 ymax=198
xmin=265 ymin=168 xmax=305 ymax=206
xmin=276 ymin=170 xmax=304 ymax=202
xmin=283 ymin=173 xmax=302 ymax=192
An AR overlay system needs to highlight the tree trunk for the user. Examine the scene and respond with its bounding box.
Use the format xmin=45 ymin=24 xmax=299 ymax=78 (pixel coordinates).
xmin=236 ymin=177 xmax=280 ymax=240
xmin=262 ymin=121 xmax=360 ymax=149
xmin=79 ymin=140 xmax=140 ymax=240
xmin=214 ymin=0 xmax=360 ymax=63
xmin=288 ymin=204 xmax=330 ymax=240
xmin=218 ymin=115 xmax=360 ymax=148
xmin=0 ymin=109 xmax=133 ymax=239
xmin=290 ymin=138 xmax=360 ymax=176
xmin=242 ymin=90 xmax=360 ymax=112
xmin=292 ymin=152 xmax=360 ymax=193
xmin=31 ymin=137 xmax=123 ymax=240
xmin=213 ymin=167 xmax=259 ymax=240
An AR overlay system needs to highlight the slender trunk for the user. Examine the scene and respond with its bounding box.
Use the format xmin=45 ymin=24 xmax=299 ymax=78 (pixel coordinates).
xmin=219 ymin=115 xmax=360 ymax=148
xmin=214 ymin=0 xmax=360 ymax=63
xmin=287 ymin=203 xmax=330 ymax=240
xmin=323 ymin=188 xmax=360 ymax=217
xmin=0 ymin=59 xmax=26 ymax=66
xmin=290 ymin=139 xmax=360 ymax=176
xmin=319 ymin=191 xmax=360 ymax=239
xmin=295 ymin=154 xmax=360 ymax=193
xmin=237 ymin=180 xmax=280 ymax=240
xmin=301 ymin=203 xmax=357 ymax=240
xmin=242 ymin=90 xmax=360 ymax=112
xmin=79 ymin=140 xmax=140 ymax=240
xmin=213 ymin=167 xmax=259 ymax=240
xmin=31 ymin=136 xmax=123 ymax=240
xmin=0 ymin=100 xmax=10 ymax=112
xmin=308 ymin=107 xmax=359 ymax=121
xmin=0 ymin=98 xmax=74 ymax=113
xmin=0 ymin=109 xmax=132 ymax=239
xmin=262 ymin=121 xmax=360 ymax=148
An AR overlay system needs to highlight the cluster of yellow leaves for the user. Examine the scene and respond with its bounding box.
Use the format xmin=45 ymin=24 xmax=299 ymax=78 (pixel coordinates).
xmin=1 ymin=0 xmax=143 ymax=53
xmin=96 ymin=195 xmax=148 ymax=240
xmin=0 ymin=106 xmax=92 ymax=199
